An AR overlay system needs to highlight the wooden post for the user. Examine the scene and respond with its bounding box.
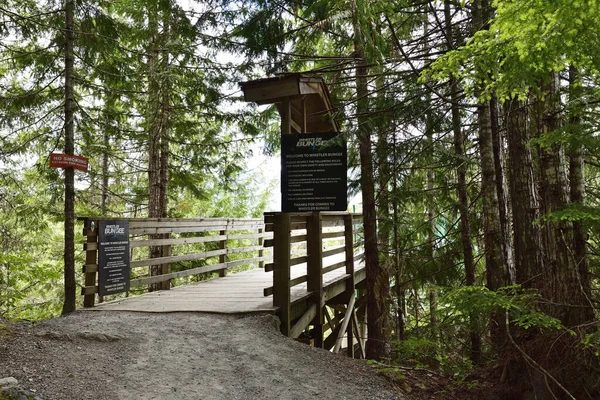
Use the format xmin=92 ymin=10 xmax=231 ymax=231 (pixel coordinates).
xmin=160 ymin=233 xmax=171 ymax=290
xmin=358 ymin=288 xmax=367 ymax=352
xmin=258 ymin=227 xmax=265 ymax=269
xmin=281 ymin=98 xmax=292 ymax=136
xmin=300 ymin=97 xmax=307 ymax=133
xmin=83 ymin=219 xmax=98 ymax=307
xmin=273 ymin=213 xmax=291 ymax=336
xmin=344 ymin=213 xmax=355 ymax=357
xmin=307 ymin=212 xmax=324 ymax=347
xmin=219 ymin=229 xmax=227 ymax=277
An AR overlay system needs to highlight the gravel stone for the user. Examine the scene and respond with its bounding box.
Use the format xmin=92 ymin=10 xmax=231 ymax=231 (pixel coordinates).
xmin=0 ymin=311 xmax=406 ymax=400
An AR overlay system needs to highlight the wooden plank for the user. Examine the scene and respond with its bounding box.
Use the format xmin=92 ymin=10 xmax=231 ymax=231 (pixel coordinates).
xmin=323 ymin=310 xmax=341 ymax=333
xmin=282 ymin=97 xmax=292 ymax=135
xmin=263 ymin=286 xmax=274 ymax=296
xmin=227 ymin=232 xmax=272 ymax=241
xmin=130 ymin=263 xmax=227 ymax=286
xmin=226 ymin=256 xmax=271 ymax=268
xmin=226 ymin=245 xmax=264 ymax=255
xmin=321 ymin=219 xmax=345 ymax=228
xmin=290 ymin=255 xmax=308 ymax=267
xmin=322 ymin=245 xmax=346 ymax=259
xmin=264 ymin=263 xmax=275 ymax=273
xmin=130 ymin=224 xmax=263 ymax=235
xmin=307 ymin=212 xmax=324 ymax=348
xmin=324 ymin=316 xmax=343 ymax=350
xmin=131 ymin=248 xmax=226 ymax=268
xmin=289 ymin=303 xmax=317 ymax=339
xmin=81 ymin=285 xmax=98 ymax=296
xmin=289 ymin=275 xmax=308 ymax=288
xmin=344 ymin=213 xmax=356 ymax=357
xmin=322 ymin=261 xmax=345 ymax=275
xmin=333 ymin=294 xmax=355 ymax=353
xmin=258 ymin=228 xmax=265 ymax=269
xmin=83 ymin=264 xmax=98 ymax=273
xmin=129 ymin=218 xmax=262 ymax=228
xmin=160 ymin=234 xmax=171 ymax=290
xmin=241 ymin=76 xmax=300 ymax=103
xmin=219 ymin=230 xmax=227 ymax=278
xmin=83 ymin=219 xmax=98 ymax=307
xmin=353 ymin=309 xmax=366 ymax=359
xmin=264 ymin=234 xmax=306 ymax=248
xmin=84 ymin=242 xmax=98 ymax=251
xmin=130 ymin=235 xmax=227 ymax=248
xmin=322 ymin=231 xmax=345 ymax=240
xmin=272 ymin=213 xmax=292 ymax=336
xmin=265 ymin=222 xmax=306 ymax=232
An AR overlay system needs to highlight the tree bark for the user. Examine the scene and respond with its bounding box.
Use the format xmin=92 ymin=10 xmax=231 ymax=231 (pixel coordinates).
xmin=61 ymin=0 xmax=76 ymax=315
xmin=568 ymin=66 xmax=592 ymax=317
xmin=505 ymin=98 xmax=545 ymax=290
xmin=353 ymin=0 xmax=388 ymax=360
xmin=147 ymin=0 xmax=170 ymax=291
xmin=472 ymin=0 xmax=511 ymax=354
xmin=443 ymin=1 xmax=481 ymax=363
xmin=491 ymin=95 xmax=515 ymax=285
xmin=536 ymin=72 xmax=594 ymax=326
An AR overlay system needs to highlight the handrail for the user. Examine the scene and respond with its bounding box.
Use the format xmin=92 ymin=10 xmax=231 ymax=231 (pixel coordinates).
xmin=80 ymin=217 xmax=272 ymax=307
xmin=263 ymin=212 xmax=364 ymax=338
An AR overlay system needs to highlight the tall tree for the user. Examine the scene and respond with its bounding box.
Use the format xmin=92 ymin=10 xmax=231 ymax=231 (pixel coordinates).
xmin=352 ymin=0 xmax=388 ymax=359
xmin=61 ymin=0 xmax=76 ymax=315
xmin=443 ymin=1 xmax=480 ymax=363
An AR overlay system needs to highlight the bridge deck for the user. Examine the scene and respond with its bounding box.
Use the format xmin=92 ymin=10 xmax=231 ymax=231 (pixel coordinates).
xmin=89 ymin=262 xmax=365 ymax=314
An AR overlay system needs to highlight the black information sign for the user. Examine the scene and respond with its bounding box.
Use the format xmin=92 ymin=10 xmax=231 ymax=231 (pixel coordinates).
xmin=98 ymin=220 xmax=130 ymax=296
xmin=281 ymin=132 xmax=347 ymax=212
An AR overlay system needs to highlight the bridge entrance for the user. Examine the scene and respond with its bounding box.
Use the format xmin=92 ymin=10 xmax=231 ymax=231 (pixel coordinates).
xmin=81 ymin=212 xmax=366 ymax=357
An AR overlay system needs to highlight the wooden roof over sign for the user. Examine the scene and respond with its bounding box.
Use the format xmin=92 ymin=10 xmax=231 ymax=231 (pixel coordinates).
xmin=239 ymin=73 xmax=339 ymax=134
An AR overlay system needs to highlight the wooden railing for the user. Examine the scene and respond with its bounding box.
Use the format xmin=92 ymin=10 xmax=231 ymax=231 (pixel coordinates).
xmin=263 ymin=212 xmax=364 ymax=344
xmin=80 ymin=217 xmax=272 ymax=307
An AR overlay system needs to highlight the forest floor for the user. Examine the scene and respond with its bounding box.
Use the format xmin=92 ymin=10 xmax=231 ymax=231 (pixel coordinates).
xmin=0 ymin=311 xmax=491 ymax=400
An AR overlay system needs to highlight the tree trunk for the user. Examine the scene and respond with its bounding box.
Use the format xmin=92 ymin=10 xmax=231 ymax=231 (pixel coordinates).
xmin=505 ymin=98 xmax=545 ymax=290
xmin=491 ymin=95 xmax=515 ymax=285
xmin=147 ymin=0 xmax=170 ymax=291
xmin=353 ymin=0 xmax=388 ymax=360
xmin=443 ymin=1 xmax=481 ymax=363
xmin=479 ymin=98 xmax=511 ymax=351
xmin=535 ymin=72 xmax=594 ymax=326
xmin=61 ymin=0 xmax=76 ymax=315
xmin=568 ymin=66 xmax=592 ymax=316
xmin=392 ymin=130 xmax=405 ymax=341
xmin=472 ymin=0 xmax=510 ymax=354
xmin=425 ymin=111 xmax=438 ymax=331
xmin=100 ymin=96 xmax=113 ymax=215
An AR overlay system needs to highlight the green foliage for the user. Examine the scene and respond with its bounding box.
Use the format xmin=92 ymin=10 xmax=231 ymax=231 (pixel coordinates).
xmin=443 ymin=285 xmax=564 ymax=331
xmin=423 ymin=0 xmax=600 ymax=101
xmin=581 ymin=330 xmax=600 ymax=357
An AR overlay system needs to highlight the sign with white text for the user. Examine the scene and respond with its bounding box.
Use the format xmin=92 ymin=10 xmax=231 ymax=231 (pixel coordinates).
xmin=98 ymin=220 xmax=130 ymax=296
xmin=281 ymin=132 xmax=347 ymax=212
xmin=49 ymin=153 xmax=89 ymax=172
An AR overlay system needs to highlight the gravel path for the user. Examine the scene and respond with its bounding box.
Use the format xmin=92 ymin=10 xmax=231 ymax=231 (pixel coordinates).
xmin=0 ymin=311 xmax=405 ymax=400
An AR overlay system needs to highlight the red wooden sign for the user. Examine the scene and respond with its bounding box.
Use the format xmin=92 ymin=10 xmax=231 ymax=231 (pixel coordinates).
xmin=49 ymin=153 xmax=89 ymax=172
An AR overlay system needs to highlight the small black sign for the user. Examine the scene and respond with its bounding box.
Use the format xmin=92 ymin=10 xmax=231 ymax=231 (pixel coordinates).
xmin=98 ymin=220 xmax=130 ymax=296
xmin=281 ymin=132 xmax=347 ymax=212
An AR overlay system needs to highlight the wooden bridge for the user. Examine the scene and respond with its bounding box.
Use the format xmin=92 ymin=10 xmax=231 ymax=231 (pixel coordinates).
xmin=80 ymin=212 xmax=367 ymax=357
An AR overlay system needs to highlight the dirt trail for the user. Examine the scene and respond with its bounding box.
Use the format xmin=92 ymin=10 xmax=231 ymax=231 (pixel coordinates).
xmin=0 ymin=311 xmax=404 ymax=400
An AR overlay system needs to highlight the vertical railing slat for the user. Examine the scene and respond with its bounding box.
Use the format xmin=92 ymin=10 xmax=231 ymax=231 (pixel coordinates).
xmin=344 ymin=214 xmax=355 ymax=357
xmin=83 ymin=218 xmax=98 ymax=307
xmin=272 ymin=213 xmax=291 ymax=336
xmin=219 ymin=229 xmax=227 ymax=277
xmin=307 ymin=212 xmax=324 ymax=347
